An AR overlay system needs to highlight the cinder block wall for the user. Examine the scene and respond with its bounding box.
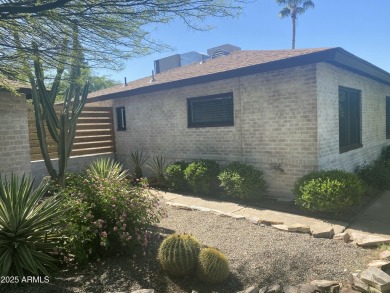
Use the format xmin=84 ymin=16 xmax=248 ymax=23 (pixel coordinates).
xmin=112 ymin=64 xmax=319 ymax=199
xmin=0 ymin=93 xmax=31 ymax=178
xmin=317 ymin=63 xmax=390 ymax=171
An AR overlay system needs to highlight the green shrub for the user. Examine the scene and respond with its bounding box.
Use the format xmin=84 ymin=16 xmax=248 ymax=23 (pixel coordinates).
xmin=158 ymin=233 xmax=201 ymax=277
xmin=184 ymin=160 xmax=220 ymax=195
xmin=59 ymin=160 xmax=165 ymax=264
xmin=293 ymin=170 xmax=366 ymax=213
xmin=87 ymin=157 xmax=128 ymax=181
xmin=197 ymin=247 xmax=230 ymax=284
xmin=0 ymin=175 xmax=63 ymax=278
xmin=381 ymin=145 xmax=390 ymax=162
xmin=356 ymin=160 xmax=390 ymax=190
xmin=218 ymin=162 xmax=267 ymax=198
xmin=165 ymin=161 xmax=189 ymax=192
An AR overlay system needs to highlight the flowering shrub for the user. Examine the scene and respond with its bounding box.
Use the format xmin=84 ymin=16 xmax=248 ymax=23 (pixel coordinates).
xmin=58 ymin=160 xmax=165 ymax=264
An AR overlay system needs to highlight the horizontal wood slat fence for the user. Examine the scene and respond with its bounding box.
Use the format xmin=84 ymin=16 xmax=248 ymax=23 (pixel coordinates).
xmin=28 ymin=105 xmax=115 ymax=161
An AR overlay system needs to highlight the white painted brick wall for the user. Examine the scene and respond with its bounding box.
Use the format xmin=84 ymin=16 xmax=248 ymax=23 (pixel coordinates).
xmin=0 ymin=93 xmax=31 ymax=178
xmin=317 ymin=62 xmax=390 ymax=171
xmin=112 ymin=64 xmax=319 ymax=199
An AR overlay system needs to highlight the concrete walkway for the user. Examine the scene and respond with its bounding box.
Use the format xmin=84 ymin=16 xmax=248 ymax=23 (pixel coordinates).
xmin=345 ymin=190 xmax=390 ymax=242
xmin=159 ymin=191 xmax=348 ymax=236
xmin=158 ymin=190 xmax=390 ymax=243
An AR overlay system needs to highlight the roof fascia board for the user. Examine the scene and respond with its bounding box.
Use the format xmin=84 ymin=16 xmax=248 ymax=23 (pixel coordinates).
xmin=330 ymin=48 xmax=390 ymax=85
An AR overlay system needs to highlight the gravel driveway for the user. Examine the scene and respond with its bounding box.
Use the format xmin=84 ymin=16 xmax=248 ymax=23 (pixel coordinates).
xmin=7 ymin=205 xmax=374 ymax=293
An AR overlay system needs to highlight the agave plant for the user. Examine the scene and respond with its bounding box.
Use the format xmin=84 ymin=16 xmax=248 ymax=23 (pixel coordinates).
xmin=129 ymin=150 xmax=149 ymax=179
xmin=0 ymin=175 xmax=64 ymax=277
xmin=148 ymin=156 xmax=167 ymax=185
xmin=86 ymin=157 xmax=128 ymax=181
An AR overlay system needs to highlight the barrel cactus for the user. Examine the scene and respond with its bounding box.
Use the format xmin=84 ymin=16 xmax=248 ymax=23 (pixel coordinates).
xmin=158 ymin=233 xmax=201 ymax=277
xmin=197 ymin=247 xmax=230 ymax=284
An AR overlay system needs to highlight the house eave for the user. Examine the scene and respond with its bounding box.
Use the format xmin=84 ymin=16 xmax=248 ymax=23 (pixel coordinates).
xmin=87 ymin=47 xmax=390 ymax=103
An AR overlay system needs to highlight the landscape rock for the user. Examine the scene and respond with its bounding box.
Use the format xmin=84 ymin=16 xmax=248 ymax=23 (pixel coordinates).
xmin=380 ymin=251 xmax=390 ymax=261
xmin=216 ymin=211 xmax=245 ymax=219
xmin=310 ymin=280 xmax=340 ymax=293
xmin=131 ymin=290 xmax=155 ymax=293
xmin=259 ymin=286 xmax=268 ymax=293
xmin=334 ymin=232 xmax=351 ymax=243
xmin=190 ymin=205 xmax=210 ymax=212
xmin=267 ymin=284 xmax=281 ymax=293
xmin=368 ymin=260 xmax=390 ymax=271
xmin=284 ymin=285 xmax=299 ymax=293
xmin=340 ymin=288 xmax=361 ymax=293
xmin=360 ymin=267 xmax=390 ymax=292
xmin=312 ymin=228 xmax=335 ymax=239
xmin=259 ymin=219 xmax=284 ymax=226
xmin=272 ymin=224 xmax=289 ymax=232
xmin=367 ymin=286 xmax=382 ymax=293
xmin=298 ymin=283 xmax=318 ymax=293
xmin=238 ymin=285 xmax=259 ymax=293
xmin=230 ymin=214 xmax=246 ymax=220
xmin=356 ymin=236 xmax=390 ymax=248
xmin=246 ymin=217 xmax=260 ymax=225
xmin=287 ymin=223 xmax=311 ymax=234
xmin=166 ymin=202 xmax=192 ymax=210
xmin=348 ymin=274 xmax=369 ymax=292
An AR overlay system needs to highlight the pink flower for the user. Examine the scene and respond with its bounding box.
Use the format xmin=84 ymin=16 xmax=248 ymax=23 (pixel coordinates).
xmin=113 ymin=226 xmax=118 ymax=231
xmin=112 ymin=204 xmax=116 ymax=208
xmin=127 ymin=236 xmax=132 ymax=240
xmin=101 ymin=231 xmax=107 ymax=237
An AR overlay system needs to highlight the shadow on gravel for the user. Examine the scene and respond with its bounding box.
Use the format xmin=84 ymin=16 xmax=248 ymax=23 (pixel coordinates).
xmin=6 ymin=228 xmax=243 ymax=293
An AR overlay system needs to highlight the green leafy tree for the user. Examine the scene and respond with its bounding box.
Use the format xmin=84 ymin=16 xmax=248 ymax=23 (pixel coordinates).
xmin=275 ymin=0 xmax=315 ymax=49
xmin=2 ymin=0 xmax=248 ymax=186
xmin=0 ymin=0 xmax=248 ymax=90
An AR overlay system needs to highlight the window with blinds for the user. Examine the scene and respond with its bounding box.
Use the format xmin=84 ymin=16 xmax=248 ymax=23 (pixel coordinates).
xmin=187 ymin=93 xmax=234 ymax=128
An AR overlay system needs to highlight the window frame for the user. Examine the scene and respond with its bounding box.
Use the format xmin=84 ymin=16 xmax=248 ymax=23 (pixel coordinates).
xmin=338 ymin=86 xmax=362 ymax=153
xmin=187 ymin=92 xmax=234 ymax=128
xmin=116 ymin=106 xmax=126 ymax=131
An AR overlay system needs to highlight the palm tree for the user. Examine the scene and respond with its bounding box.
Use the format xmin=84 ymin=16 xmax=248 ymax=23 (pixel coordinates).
xmin=276 ymin=0 xmax=315 ymax=49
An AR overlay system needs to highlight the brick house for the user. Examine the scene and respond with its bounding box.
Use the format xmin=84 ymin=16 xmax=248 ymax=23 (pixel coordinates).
xmin=88 ymin=47 xmax=390 ymax=199
xmin=0 ymin=85 xmax=32 ymax=178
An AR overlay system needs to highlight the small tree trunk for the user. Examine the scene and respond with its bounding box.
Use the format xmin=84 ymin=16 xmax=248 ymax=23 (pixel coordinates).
xmin=292 ymin=15 xmax=296 ymax=49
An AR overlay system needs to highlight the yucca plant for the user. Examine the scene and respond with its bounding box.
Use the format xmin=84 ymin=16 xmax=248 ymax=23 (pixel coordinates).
xmin=0 ymin=175 xmax=64 ymax=278
xmin=148 ymin=156 xmax=167 ymax=185
xmin=129 ymin=150 xmax=149 ymax=179
xmin=86 ymin=157 xmax=128 ymax=181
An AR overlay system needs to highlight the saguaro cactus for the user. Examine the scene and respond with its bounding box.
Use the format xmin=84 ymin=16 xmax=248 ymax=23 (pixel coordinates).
xmin=15 ymin=24 xmax=88 ymax=187
xmin=33 ymin=64 xmax=89 ymax=186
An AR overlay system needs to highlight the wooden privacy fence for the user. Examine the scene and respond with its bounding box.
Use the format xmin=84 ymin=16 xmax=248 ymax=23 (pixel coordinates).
xmin=28 ymin=105 xmax=115 ymax=161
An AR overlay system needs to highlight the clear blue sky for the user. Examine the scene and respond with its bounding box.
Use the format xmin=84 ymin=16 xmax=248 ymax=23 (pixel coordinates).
xmin=101 ymin=0 xmax=390 ymax=83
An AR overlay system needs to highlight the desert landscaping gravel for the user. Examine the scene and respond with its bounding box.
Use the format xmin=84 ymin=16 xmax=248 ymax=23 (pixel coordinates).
xmin=7 ymin=205 xmax=374 ymax=293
